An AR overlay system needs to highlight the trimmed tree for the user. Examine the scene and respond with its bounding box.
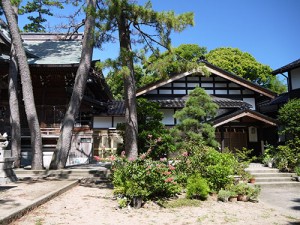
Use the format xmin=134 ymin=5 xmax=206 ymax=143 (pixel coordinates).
xmin=173 ymin=87 xmax=219 ymax=149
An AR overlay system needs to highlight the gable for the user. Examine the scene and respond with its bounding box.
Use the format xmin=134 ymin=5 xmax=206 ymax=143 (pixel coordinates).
xmin=137 ymin=62 xmax=276 ymax=99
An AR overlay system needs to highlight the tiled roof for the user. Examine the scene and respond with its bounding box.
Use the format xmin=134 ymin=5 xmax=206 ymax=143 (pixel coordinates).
xmin=211 ymin=108 xmax=278 ymax=127
xmin=22 ymin=33 xmax=82 ymax=64
xmin=272 ymin=58 xmax=300 ymax=74
xmin=107 ymin=96 xmax=251 ymax=116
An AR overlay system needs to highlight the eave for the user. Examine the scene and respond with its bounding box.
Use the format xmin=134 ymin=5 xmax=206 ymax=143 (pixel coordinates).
xmin=211 ymin=109 xmax=278 ymax=127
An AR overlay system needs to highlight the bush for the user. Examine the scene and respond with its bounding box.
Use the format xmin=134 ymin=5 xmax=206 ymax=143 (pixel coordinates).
xmin=112 ymin=152 xmax=181 ymax=202
xmin=217 ymin=189 xmax=233 ymax=202
xmin=186 ymin=174 xmax=210 ymax=200
xmin=274 ymin=138 xmax=300 ymax=171
xmin=174 ymin=145 xmax=238 ymax=192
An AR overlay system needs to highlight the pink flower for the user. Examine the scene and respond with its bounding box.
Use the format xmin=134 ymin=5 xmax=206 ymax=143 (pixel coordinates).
xmin=163 ymin=171 xmax=171 ymax=175
xmin=157 ymin=137 xmax=162 ymax=142
xmin=93 ymin=156 xmax=100 ymax=161
xmin=129 ymin=157 xmax=135 ymax=161
xmin=121 ymin=151 xmax=126 ymax=158
xmin=165 ymin=177 xmax=174 ymax=183
xmin=147 ymin=134 xmax=153 ymax=139
xmin=182 ymin=152 xmax=188 ymax=157
xmin=139 ymin=153 xmax=146 ymax=160
xmin=160 ymin=157 xmax=167 ymax=162
xmin=168 ymin=165 xmax=175 ymax=170
xmin=110 ymin=155 xmax=116 ymax=161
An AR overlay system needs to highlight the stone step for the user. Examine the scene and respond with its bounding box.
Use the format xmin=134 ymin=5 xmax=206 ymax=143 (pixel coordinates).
xmin=14 ymin=166 xmax=111 ymax=180
xmin=245 ymin=168 xmax=279 ymax=173
xmin=254 ymin=181 xmax=300 ymax=188
xmin=251 ymin=172 xmax=295 ymax=178
xmin=255 ymin=177 xmax=293 ymax=183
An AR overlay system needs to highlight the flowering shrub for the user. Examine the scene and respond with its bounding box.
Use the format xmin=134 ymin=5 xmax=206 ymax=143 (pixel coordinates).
xmin=112 ymin=151 xmax=181 ymax=202
xmin=174 ymin=144 xmax=238 ymax=192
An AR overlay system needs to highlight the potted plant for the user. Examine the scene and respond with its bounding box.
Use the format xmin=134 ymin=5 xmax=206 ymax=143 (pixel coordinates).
xmin=248 ymin=185 xmax=261 ymax=202
xmin=249 ymin=176 xmax=256 ymax=184
xmin=217 ymin=189 xmax=232 ymax=202
xmin=234 ymin=183 xmax=250 ymax=202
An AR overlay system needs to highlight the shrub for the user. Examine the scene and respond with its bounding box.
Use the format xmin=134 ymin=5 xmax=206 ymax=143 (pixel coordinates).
xmin=174 ymin=145 xmax=238 ymax=192
xmin=294 ymin=166 xmax=300 ymax=176
xmin=274 ymin=138 xmax=300 ymax=171
xmin=186 ymin=174 xmax=210 ymax=200
xmin=112 ymin=152 xmax=181 ymax=202
xmin=217 ymin=189 xmax=233 ymax=202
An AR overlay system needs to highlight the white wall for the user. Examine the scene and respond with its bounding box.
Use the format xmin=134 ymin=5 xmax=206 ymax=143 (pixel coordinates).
xmin=94 ymin=117 xmax=113 ymax=128
xmin=291 ymin=67 xmax=300 ymax=90
xmin=243 ymin=98 xmax=256 ymax=110
xmin=159 ymin=109 xmax=175 ymax=125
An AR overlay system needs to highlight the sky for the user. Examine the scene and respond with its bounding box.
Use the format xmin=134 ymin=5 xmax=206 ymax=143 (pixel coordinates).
xmin=95 ymin=0 xmax=300 ymax=72
xmin=14 ymin=0 xmax=300 ymax=72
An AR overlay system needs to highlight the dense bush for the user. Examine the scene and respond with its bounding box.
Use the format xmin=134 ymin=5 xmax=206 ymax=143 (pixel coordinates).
xmin=186 ymin=174 xmax=210 ymax=200
xmin=174 ymin=144 xmax=238 ymax=192
xmin=112 ymin=151 xmax=181 ymax=202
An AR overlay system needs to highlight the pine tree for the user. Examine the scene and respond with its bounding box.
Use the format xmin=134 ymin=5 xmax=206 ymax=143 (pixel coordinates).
xmin=173 ymin=87 xmax=219 ymax=149
xmin=96 ymin=0 xmax=194 ymax=159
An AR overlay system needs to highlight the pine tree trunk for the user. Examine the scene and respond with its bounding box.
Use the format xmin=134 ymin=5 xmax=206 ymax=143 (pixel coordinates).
xmin=117 ymin=12 xmax=138 ymax=160
xmin=2 ymin=0 xmax=43 ymax=170
xmin=49 ymin=0 xmax=96 ymax=169
xmin=9 ymin=4 xmax=21 ymax=168
xmin=9 ymin=45 xmax=21 ymax=168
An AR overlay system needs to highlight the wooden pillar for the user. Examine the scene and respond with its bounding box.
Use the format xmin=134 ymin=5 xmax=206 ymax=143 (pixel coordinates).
xmin=221 ymin=127 xmax=225 ymax=152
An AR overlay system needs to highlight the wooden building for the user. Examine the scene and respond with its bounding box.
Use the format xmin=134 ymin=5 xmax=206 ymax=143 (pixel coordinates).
xmin=95 ymin=61 xmax=278 ymax=156
xmin=0 ymin=26 xmax=112 ymax=167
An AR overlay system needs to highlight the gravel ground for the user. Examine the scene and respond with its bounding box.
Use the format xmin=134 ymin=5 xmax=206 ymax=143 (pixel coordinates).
xmin=10 ymin=181 xmax=300 ymax=225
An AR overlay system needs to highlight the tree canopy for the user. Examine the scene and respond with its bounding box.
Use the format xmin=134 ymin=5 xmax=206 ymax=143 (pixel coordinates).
xmin=206 ymin=47 xmax=286 ymax=93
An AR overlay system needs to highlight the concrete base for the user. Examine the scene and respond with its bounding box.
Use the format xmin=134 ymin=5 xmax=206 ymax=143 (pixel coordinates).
xmin=0 ymin=157 xmax=18 ymax=184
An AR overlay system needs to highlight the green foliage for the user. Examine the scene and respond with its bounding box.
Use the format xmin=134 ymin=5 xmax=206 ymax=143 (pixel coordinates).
xmin=217 ymin=189 xmax=233 ymax=202
xmin=278 ymin=99 xmax=300 ymax=138
xmin=19 ymin=0 xmax=63 ymax=32
xmin=232 ymin=183 xmax=261 ymax=201
xmin=262 ymin=144 xmax=276 ymax=165
xmin=275 ymin=99 xmax=300 ymax=171
xmin=174 ymin=145 xmax=238 ymax=192
xmin=112 ymin=152 xmax=181 ymax=202
xmin=144 ymin=44 xmax=207 ymax=81
xmin=117 ymin=98 xmax=176 ymax=159
xmin=186 ymin=174 xmax=210 ymax=200
xmin=206 ymin=47 xmax=286 ymax=94
xmin=173 ymin=87 xmax=219 ymax=148
xmin=294 ymin=167 xmax=300 ymax=176
xmin=234 ymin=147 xmax=254 ymax=162
xmin=274 ymin=138 xmax=300 ymax=171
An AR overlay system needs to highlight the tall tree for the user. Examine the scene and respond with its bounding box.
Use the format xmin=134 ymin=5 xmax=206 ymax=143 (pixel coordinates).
xmin=2 ymin=0 xmax=43 ymax=169
xmin=49 ymin=0 xmax=96 ymax=169
xmin=8 ymin=3 xmax=21 ymax=167
xmin=206 ymin=47 xmax=286 ymax=93
xmin=97 ymin=0 xmax=194 ymax=159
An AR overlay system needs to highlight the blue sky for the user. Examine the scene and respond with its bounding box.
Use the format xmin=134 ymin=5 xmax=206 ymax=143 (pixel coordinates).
xmin=15 ymin=0 xmax=300 ymax=71
xmin=97 ymin=0 xmax=300 ymax=72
